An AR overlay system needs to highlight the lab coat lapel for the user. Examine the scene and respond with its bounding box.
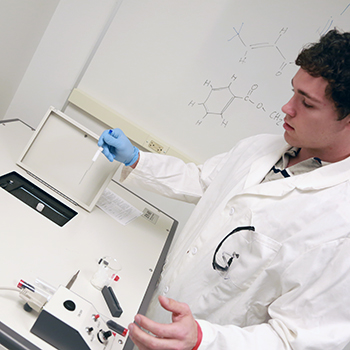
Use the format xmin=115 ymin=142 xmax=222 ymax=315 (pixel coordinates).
xmin=292 ymin=155 xmax=350 ymax=190
xmin=243 ymin=150 xmax=350 ymax=198
xmin=244 ymin=143 xmax=290 ymax=189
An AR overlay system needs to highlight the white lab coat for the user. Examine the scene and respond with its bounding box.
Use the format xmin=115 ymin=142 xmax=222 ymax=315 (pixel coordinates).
xmin=121 ymin=134 xmax=350 ymax=350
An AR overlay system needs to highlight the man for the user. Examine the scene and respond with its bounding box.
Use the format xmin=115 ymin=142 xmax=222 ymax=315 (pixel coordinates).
xmin=98 ymin=29 xmax=350 ymax=349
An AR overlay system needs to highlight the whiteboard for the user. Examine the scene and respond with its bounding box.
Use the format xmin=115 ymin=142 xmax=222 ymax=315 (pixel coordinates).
xmin=77 ymin=0 xmax=350 ymax=163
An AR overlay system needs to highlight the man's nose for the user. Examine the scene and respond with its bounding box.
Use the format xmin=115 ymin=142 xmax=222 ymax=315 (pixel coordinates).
xmin=282 ymin=96 xmax=295 ymax=117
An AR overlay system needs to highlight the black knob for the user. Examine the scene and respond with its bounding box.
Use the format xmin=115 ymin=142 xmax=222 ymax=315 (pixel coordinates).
xmin=63 ymin=300 xmax=76 ymax=311
xmin=97 ymin=330 xmax=113 ymax=344
xmin=103 ymin=330 xmax=112 ymax=339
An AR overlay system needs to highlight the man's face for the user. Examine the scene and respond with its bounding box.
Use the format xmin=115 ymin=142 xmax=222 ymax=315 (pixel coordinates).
xmin=282 ymin=68 xmax=350 ymax=162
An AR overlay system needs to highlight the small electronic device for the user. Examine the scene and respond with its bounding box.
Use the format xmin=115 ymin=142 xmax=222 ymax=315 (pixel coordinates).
xmin=30 ymin=286 xmax=127 ymax=350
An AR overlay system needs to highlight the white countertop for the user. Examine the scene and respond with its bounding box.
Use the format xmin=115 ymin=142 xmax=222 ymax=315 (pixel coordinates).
xmin=0 ymin=121 xmax=176 ymax=350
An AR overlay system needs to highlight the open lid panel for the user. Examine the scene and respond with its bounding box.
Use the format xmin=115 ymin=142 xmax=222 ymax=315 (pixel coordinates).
xmin=17 ymin=107 xmax=120 ymax=212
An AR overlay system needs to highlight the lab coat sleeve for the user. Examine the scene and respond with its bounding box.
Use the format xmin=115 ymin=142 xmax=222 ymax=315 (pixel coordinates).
xmin=196 ymin=237 xmax=350 ymax=350
xmin=120 ymin=150 xmax=230 ymax=204
xmin=120 ymin=133 xmax=286 ymax=204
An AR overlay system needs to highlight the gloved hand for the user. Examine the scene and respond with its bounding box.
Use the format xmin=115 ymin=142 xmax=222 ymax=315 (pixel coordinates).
xmin=98 ymin=128 xmax=139 ymax=166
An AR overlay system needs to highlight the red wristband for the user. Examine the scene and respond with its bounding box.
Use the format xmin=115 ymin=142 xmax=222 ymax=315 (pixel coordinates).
xmin=192 ymin=321 xmax=203 ymax=350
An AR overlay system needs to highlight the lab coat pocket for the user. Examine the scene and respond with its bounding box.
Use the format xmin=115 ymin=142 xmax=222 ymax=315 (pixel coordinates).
xmin=224 ymin=230 xmax=282 ymax=289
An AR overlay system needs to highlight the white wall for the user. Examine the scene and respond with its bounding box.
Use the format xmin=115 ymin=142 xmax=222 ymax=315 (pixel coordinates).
xmin=0 ymin=0 xmax=59 ymax=119
xmin=3 ymin=0 xmax=119 ymax=128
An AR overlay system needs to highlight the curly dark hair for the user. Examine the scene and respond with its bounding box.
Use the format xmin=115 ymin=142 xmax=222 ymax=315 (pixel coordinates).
xmin=295 ymin=29 xmax=350 ymax=120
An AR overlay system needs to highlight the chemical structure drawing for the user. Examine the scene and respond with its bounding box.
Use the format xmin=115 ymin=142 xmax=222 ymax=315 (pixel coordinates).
xmin=317 ymin=3 xmax=350 ymax=36
xmin=317 ymin=17 xmax=334 ymax=36
xmin=340 ymin=3 xmax=350 ymax=15
xmin=189 ymin=76 xmax=267 ymax=128
xmin=228 ymin=24 xmax=294 ymax=76
xmin=269 ymin=111 xmax=284 ymax=126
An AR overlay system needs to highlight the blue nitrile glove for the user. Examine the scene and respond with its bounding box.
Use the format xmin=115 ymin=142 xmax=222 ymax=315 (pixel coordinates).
xmin=98 ymin=128 xmax=139 ymax=166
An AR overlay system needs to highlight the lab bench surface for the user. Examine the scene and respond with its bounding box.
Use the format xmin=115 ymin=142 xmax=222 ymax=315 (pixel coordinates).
xmin=0 ymin=121 xmax=177 ymax=350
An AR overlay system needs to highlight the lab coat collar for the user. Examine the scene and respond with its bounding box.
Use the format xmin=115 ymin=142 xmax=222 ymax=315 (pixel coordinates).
xmin=244 ymin=146 xmax=350 ymax=197
xmin=244 ymin=142 xmax=290 ymax=189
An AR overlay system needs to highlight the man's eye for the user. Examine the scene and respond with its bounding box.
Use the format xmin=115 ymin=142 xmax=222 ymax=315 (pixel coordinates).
xmin=302 ymin=100 xmax=313 ymax=108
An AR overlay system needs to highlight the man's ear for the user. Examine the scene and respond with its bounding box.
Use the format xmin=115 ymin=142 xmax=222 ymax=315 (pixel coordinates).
xmin=344 ymin=114 xmax=350 ymax=129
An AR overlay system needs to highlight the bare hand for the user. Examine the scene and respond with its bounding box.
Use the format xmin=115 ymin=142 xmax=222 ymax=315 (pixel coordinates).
xmin=128 ymin=295 xmax=198 ymax=350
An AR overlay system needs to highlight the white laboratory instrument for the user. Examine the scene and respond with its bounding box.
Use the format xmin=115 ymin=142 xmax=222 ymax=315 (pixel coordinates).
xmin=30 ymin=286 xmax=124 ymax=350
